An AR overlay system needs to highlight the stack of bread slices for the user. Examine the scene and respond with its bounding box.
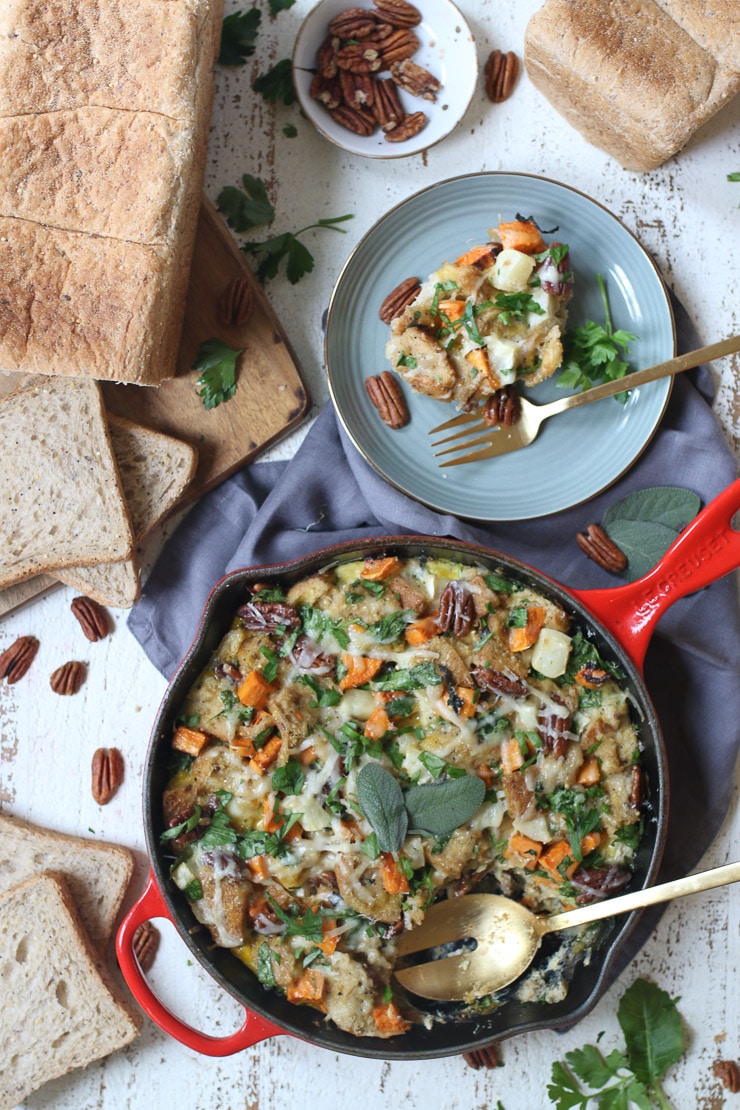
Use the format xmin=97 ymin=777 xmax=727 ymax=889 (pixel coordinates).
xmin=0 ymin=374 xmax=197 ymax=607
xmin=0 ymin=813 xmax=141 ymax=1108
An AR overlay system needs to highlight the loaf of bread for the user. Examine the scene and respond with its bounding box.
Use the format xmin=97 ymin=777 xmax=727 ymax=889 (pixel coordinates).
xmin=0 ymin=0 xmax=224 ymax=384
xmin=0 ymin=376 xmax=135 ymax=591
xmin=54 ymin=415 xmax=198 ymax=607
xmin=0 ymin=813 xmax=134 ymax=949
xmin=0 ymin=872 xmax=141 ymax=1109
xmin=524 ymin=0 xmax=740 ymax=172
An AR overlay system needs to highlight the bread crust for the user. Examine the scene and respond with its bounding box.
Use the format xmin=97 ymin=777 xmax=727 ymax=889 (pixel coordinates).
xmin=524 ymin=0 xmax=740 ymax=172
xmin=0 ymin=0 xmax=224 ymax=384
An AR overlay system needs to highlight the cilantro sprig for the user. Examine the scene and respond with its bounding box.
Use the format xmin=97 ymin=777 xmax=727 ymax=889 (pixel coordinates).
xmin=548 ymin=979 xmax=684 ymax=1108
xmin=558 ymin=274 xmax=637 ymax=400
xmin=193 ymin=339 xmax=243 ymax=410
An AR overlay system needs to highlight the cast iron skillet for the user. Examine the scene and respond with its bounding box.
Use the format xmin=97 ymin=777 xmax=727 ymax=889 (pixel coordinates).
xmin=118 ymin=479 xmax=740 ymax=1060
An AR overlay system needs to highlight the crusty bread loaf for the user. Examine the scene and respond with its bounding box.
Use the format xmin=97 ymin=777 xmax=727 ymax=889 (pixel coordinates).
xmin=0 ymin=872 xmax=141 ymax=1110
xmin=524 ymin=0 xmax=740 ymax=172
xmin=54 ymin=415 xmax=198 ymax=607
xmin=0 ymin=813 xmax=134 ymax=949
xmin=0 ymin=0 xmax=224 ymax=384
xmin=0 ymin=376 xmax=135 ymax=591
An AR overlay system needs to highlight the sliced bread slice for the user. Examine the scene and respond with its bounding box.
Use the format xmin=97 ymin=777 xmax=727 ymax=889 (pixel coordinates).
xmin=0 ymin=872 xmax=141 ymax=1110
xmin=0 ymin=813 xmax=134 ymax=949
xmin=53 ymin=415 xmax=198 ymax=607
xmin=0 ymin=376 xmax=134 ymax=590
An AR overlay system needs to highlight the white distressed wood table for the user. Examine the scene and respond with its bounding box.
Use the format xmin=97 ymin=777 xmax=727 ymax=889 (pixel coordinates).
xmin=2 ymin=2 xmax=739 ymax=1107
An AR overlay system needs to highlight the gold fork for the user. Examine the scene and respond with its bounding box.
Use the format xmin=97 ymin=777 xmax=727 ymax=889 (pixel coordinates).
xmin=429 ymin=336 xmax=740 ymax=467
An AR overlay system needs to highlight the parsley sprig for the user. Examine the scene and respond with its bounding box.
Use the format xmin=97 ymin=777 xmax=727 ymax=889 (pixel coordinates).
xmin=548 ymin=978 xmax=684 ymax=1108
xmin=218 ymin=9 xmax=261 ymax=66
xmin=242 ymin=214 xmax=354 ymax=283
xmin=253 ymin=58 xmax=296 ymax=105
xmin=193 ymin=338 xmax=243 ymax=410
xmin=217 ymin=174 xmax=275 ymax=233
xmin=558 ymin=274 xmax=637 ymax=400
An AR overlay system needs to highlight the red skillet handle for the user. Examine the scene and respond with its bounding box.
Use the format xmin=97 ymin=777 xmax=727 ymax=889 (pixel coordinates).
xmin=116 ymin=872 xmax=283 ymax=1056
xmin=570 ymin=477 xmax=740 ymax=672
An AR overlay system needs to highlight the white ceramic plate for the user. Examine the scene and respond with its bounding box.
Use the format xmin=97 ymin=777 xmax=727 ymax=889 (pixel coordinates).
xmin=325 ymin=172 xmax=677 ymax=521
xmin=292 ymin=0 xmax=478 ymax=159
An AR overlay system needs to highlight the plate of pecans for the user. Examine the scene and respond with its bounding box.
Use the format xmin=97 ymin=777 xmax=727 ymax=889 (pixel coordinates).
xmin=325 ymin=172 xmax=676 ymax=521
xmin=292 ymin=0 xmax=478 ymax=158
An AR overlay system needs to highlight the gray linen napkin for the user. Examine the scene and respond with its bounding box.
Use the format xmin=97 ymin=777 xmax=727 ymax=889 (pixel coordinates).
xmin=129 ymin=296 xmax=740 ymax=978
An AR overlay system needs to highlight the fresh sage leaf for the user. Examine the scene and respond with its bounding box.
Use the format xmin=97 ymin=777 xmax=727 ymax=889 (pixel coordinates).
xmin=603 ymin=518 xmax=683 ymax=582
xmin=405 ymin=775 xmax=485 ymax=838
xmin=602 ymin=486 xmax=701 ymax=531
xmin=356 ymin=763 xmax=407 ymax=853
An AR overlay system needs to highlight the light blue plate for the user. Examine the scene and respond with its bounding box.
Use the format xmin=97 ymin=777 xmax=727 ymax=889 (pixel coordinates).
xmin=325 ymin=172 xmax=676 ymax=521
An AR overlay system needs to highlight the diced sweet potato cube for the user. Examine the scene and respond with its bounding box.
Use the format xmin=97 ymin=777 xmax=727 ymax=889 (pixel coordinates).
xmin=171 ymin=725 xmax=209 ymax=757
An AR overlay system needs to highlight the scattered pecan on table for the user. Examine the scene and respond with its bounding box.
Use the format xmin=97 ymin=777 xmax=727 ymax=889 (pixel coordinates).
xmin=91 ymin=747 xmax=125 ymax=805
xmin=50 ymin=660 xmax=86 ymax=695
xmin=71 ymin=596 xmax=110 ymax=642
xmin=484 ymin=49 xmax=519 ymax=103
xmin=714 ymin=1060 xmax=740 ymax=1093
xmin=0 ymin=635 xmax=39 ymax=684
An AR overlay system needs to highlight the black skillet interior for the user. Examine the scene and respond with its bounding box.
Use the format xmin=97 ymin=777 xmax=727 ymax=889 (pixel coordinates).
xmin=144 ymin=538 xmax=668 ymax=1060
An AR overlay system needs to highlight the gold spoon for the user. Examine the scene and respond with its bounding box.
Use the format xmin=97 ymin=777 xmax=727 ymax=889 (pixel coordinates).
xmin=394 ymin=861 xmax=740 ymax=1002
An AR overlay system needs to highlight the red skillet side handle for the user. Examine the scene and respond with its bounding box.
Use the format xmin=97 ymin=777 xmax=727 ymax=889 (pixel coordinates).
xmin=570 ymin=477 xmax=740 ymax=671
xmin=117 ymin=872 xmax=283 ymax=1056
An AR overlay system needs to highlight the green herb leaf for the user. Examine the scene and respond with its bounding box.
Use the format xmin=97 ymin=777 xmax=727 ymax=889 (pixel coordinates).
xmin=559 ymin=274 xmax=637 ymax=398
xmin=184 ymin=878 xmax=204 ymax=902
xmin=283 ymin=123 xmax=298 ymax=138
xmin=219 ymin=9 xmax=261 ymax=66
xmin=256 ymin=941 xmax=277 ymax=986
xmin=546 ymin=787 xmax=602 ymax=862
xmin=405 ymin=775 xmax=485 ymax=838
xmin=618 ymin=979 xmax=684 ymax=1091
xmin=484 ymin=572 xmax=517 ymax=594
xmin=397 ymin=353 xmax=418 ymax=369
xmin=252 ymin=58 xmax=296 ymax=105
xmin=269 ymin=0 xmax=295 ymax=12
xmin=298 ymin=674 xmax=341 ymax=707
xmin=365 ymin=610 xmax=415 ymax=643
xmin=160 ymin=805 xmax=202 ymax=843
xmin=373 ymin=660 xmax=441 ymax=692
xmin=242 ymin=214 xmax=353 ymax=284
xmin=193 ymin=339 xmax=243 ymax=409
xmin=356 ymin=763 xmax=407 ymax=853
xmin=271 ymin=758 xmax=305 ymax=796
xmin=728 ymin=171 xmax=740 ymax=182
xmin=602 ymin=486 xmax=701 ymax=533
xmin=299 ymin=605 xmax=349 ymax=649
xmin=495 ymin=291 xmax=546 ymax=326
xmin=217 ymin=174 xmax=275 ymax=233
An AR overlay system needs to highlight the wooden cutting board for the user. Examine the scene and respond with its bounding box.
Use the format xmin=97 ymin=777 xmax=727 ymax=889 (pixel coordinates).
xmin=0 ymin=196 xmax=311 ymax=618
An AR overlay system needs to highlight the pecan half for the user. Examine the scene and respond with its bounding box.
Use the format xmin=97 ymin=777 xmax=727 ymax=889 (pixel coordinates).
xmin=713 ymin=1060 xmax=740 ymax=1093
xmin=91 ymin=746 xmax=124 ymax=805
xmin=463 ymin=1043 xmax=502 ymax=1070
xmin=132 ymin=921 xmax=160 ymax=972
xmin=50 ymin=660 xmax=86 ymax=695
xmin=218 ymin=276 xmax=254 ymax=328
xmin=571 ymin=865 xmax=632 ymax=904
xmin=384 ymin=110 xmax=427 ymax=143
xmin=71 ymin=596 xmax=110 ymax=642
xmin=576 ymin=523 xmax=628 ymax=573
xmin=437 ymin=581 xmax=477 ymax=636
xmin=538 ymin=706 xmax=571 ymax=758
xmin=379 ymin=28 xmax=420 ymax=66
xmin=237 ymin=599 xmax=301 ymax=632
xmin=379 ymin=275 xmax=420 ymax=323
xmin=336 ymin=42 xmax=382 ymax=73
xmin=372 ymin=77 xmax=404 ymax=132
xmin=0 ymin=635 xmax=39 ymax=684
xmin=483 ymin=385 xmax=521 ymax=427
xmin=484 ymin=49 xmax=520 ymax=103
xmin=328 ymin=7 xmax=378 ymax=38
xmin=373 ymin=0 xmax=422 ymax=28
xmin=472 ymin=665 xmax=528 ymax=699
xmin=629 ymin=765 xmax=645 ymax=810
xmin=365 ymin=371 xmax=409 ymax=429
xmin=316 ymin=34 xmax=340 ymax=79
xmin=339 ymin=69 xmax=375 ymax=109
xmin=310 ymin=72 xmax=342 ymax=109
xmin=389 ymin=58 xmax=441 ymax=102
xmin=329 ymin=103 xmax=377 ymax=135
